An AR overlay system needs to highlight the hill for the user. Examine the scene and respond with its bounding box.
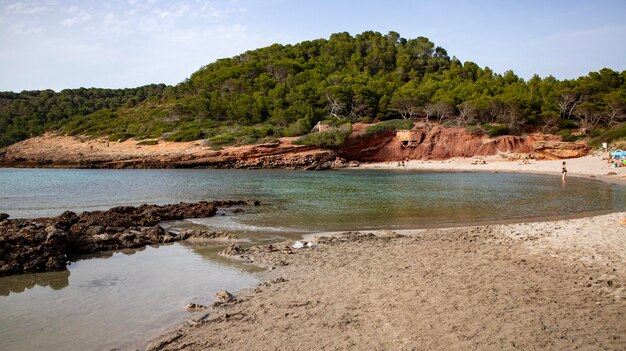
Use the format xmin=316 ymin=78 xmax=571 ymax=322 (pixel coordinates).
xmin=1 ymin=31 xmax=625 ymax=149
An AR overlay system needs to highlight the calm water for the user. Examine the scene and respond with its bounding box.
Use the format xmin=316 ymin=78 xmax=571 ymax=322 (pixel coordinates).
xmin=0 ymin=168 xmax=625 ymax=350
xmin=2 ymin=168 xmax=625 ymax=228
xmin=0 ymin=243 xmax=260 ymax=351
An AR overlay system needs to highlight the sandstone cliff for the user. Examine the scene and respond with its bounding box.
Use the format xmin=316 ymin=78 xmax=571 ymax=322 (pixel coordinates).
xmin=0 ymin=124 xmax=590 ymax=169
xmin=338 ymin=124 xmax=589 ymax=162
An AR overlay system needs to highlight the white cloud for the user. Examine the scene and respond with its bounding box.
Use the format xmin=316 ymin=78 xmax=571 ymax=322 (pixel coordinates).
xmin=9 ymin=21 xmax=43 ymax=34
xmin=102 ymin=12 xmax=127 ymax=33
xmin=152 ymin=3 xmax=188 ymax=20
xmin=0 ymin=0 xmax=262 ymax=90
xmin=4 ymin=1 xmax=48 ymax=14
xmin=61 ymin=6 xmax=92 ymax=27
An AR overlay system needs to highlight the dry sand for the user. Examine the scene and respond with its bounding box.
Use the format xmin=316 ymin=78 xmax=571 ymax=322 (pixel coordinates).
xmin=359 ymin=153 xmax=626 ymax=186
xmin=148 ymin=211 xmax=626 ymax=350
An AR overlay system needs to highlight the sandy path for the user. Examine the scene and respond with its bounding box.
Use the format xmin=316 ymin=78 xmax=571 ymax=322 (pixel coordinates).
xmin=148 ymin=212 xmax=626 ymax=351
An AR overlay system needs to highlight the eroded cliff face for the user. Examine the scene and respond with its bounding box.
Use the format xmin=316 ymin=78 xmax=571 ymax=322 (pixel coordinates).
xmin=0 ymin=125 xmax=590 ymax=169
xmin=338 ymin=125 xmax=589 ymax=161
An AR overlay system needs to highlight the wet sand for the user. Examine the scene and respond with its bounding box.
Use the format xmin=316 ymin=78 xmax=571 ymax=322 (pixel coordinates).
xmin=149 ymin=211 xmax=626 ymax=350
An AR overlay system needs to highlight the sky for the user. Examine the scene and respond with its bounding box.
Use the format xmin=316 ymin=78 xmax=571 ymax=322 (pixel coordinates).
xmin=1 ymin=0 xmax=625 ymax=92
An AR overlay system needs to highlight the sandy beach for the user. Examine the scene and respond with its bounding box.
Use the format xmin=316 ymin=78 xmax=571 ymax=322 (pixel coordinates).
xmin=359 ymin=153 xmax=626 ymax=186
xmin=148 ymin=155 xmax=626 ymax=350
xmin=149 ymin=211 xmax=626 ymax=350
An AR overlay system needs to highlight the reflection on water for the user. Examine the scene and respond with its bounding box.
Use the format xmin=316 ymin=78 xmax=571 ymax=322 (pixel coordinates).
xmin=0 ymin=270 xmax=69 ymax=296
xmin=0 ymin=242 xmax=259 ymax=351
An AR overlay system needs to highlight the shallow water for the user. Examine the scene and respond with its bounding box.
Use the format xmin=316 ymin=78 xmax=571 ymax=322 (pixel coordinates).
xmin=0 ymin=168 xmax=624 ymax=350
xmin=0 ymin=243 xmax=260 ymax=351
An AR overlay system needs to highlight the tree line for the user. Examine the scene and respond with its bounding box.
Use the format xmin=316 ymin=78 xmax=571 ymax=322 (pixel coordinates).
xmin=0 ymin=85 xmax=169 ymax=147
xmin=1 ymin=31 xmax=624 ymax=148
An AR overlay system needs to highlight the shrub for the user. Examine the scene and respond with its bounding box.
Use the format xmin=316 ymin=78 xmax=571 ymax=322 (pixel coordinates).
xmin=365 ymin=119 xmax=414 ymax=136
xmin=559 ymin=119 xmax=580 ymax=129
xmin=137 ymin=139 xmax=158 ymax=146
xmin=481 ymin=124 xmax=510 ymax=137
xmin=208 ymin=132 xmax=237 ymax=147
xmin=464 ymin=125 xmax=482 ymax=134
xmin=588 ymin=122 xmax=626 ymax=147
xmin=559 ymin=129 xmax=583 ymax=142
xmin=293 ymin=124 xmax=352 ymax=148
xmin=165 ymin=129 xmax=205 ymax=142
xmin=108 ymin=132 xmax=135 ymax=142
xmin=284 ymin=118 xmax=313 ymax=137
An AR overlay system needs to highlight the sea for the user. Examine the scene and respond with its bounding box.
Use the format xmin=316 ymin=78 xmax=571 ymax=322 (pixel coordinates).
xmin=1 ymin=168 xmax=624 ymax=350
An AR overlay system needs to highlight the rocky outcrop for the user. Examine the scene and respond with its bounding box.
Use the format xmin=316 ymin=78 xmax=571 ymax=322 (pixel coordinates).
xmin=0 ymin=134 xmax=336 ymax=170
xmin=0 ymin=201 xmax=258 ymax=276
xmin=0 ymin=217 xmax=67 ymax=276
xmin=533 ymin=141 xmax=590 ymax=159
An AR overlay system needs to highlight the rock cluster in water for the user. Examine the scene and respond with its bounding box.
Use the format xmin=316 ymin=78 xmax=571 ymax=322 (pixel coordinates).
xmin=0 ymin=201 xmax=257 ymax=277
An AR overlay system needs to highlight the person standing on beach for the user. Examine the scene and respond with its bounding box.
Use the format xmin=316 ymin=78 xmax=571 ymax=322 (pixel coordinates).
xmin=561 ymin=161 xmax=567 ymax=182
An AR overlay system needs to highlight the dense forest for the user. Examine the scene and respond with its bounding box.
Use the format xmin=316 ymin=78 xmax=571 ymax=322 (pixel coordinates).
xmin=1 ymin=31 xmax=625 ymax=148
xmin=0 ymin=85 xmax=170 ymax=146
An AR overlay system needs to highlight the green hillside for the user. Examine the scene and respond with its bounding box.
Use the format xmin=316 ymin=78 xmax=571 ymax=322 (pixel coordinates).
xmin=1 ymin=31 xmax=625 ymax=148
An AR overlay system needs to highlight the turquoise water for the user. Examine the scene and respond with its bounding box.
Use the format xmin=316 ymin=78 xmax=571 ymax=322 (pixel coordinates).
xmin=0 ymin=168 xmax=625 ymax=350
xmin=1 ymin=168 xmax=624 ymax=230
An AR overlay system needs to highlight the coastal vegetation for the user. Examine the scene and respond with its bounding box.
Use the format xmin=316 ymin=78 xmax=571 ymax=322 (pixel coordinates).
xmin=293 ymin=123 xmax=353 ymax=147
xmin=1 ymin=31 xmax=625 ymax=148
xmin=365 ymin=119 xmax=415 ymax=136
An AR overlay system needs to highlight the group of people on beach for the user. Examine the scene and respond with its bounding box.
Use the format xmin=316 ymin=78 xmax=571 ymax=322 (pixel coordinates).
xmin=611 ymin=159 xmax=626 ymax=168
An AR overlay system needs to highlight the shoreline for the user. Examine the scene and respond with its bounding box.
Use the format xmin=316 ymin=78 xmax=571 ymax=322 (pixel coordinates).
xmin=356 ymin=154 xmax=626 ymax=186
xmin=148 ymin=211 xmax=626 ymax=350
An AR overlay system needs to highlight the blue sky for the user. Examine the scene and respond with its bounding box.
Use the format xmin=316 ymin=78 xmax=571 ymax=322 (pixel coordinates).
xmin=1 ymin=0 xmax=625 ymax=92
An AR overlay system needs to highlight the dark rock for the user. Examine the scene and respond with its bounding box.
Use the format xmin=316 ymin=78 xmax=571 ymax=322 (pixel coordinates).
xmin=214 ymin=290 xmax=236 ymax=304
xmin=183 ymin=230 xmax=239 ymax=241
xmin=220 ymin=243 xmax=245 ymax=256
xmin=186 ymin=303 xmax=208 ymax=310
xmin=0 ymin=213 xmax=9 ymax=221
xmin=55 ymin=211 xmax=79 ymax=230
xmin=85 ymin=226 xmax=105 ymax=235
xmin=0 ymin=219 xmax=68 ymax=276
xmin=0 ymin=200 xmax=258 ymax=276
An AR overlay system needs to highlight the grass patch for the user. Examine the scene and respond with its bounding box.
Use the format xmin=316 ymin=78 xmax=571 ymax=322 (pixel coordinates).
xmin=165 ymin=129 xmax=206 ymax=142
xmin=365 ymin=119 xmax=414 ymax=136
xmin=136 ymin=139 xmax=158 ymax=146
xmin=589 ymin=122 xmax=626 ymax=148
xmin=293 ymin=124 xmax=352 ymax=148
